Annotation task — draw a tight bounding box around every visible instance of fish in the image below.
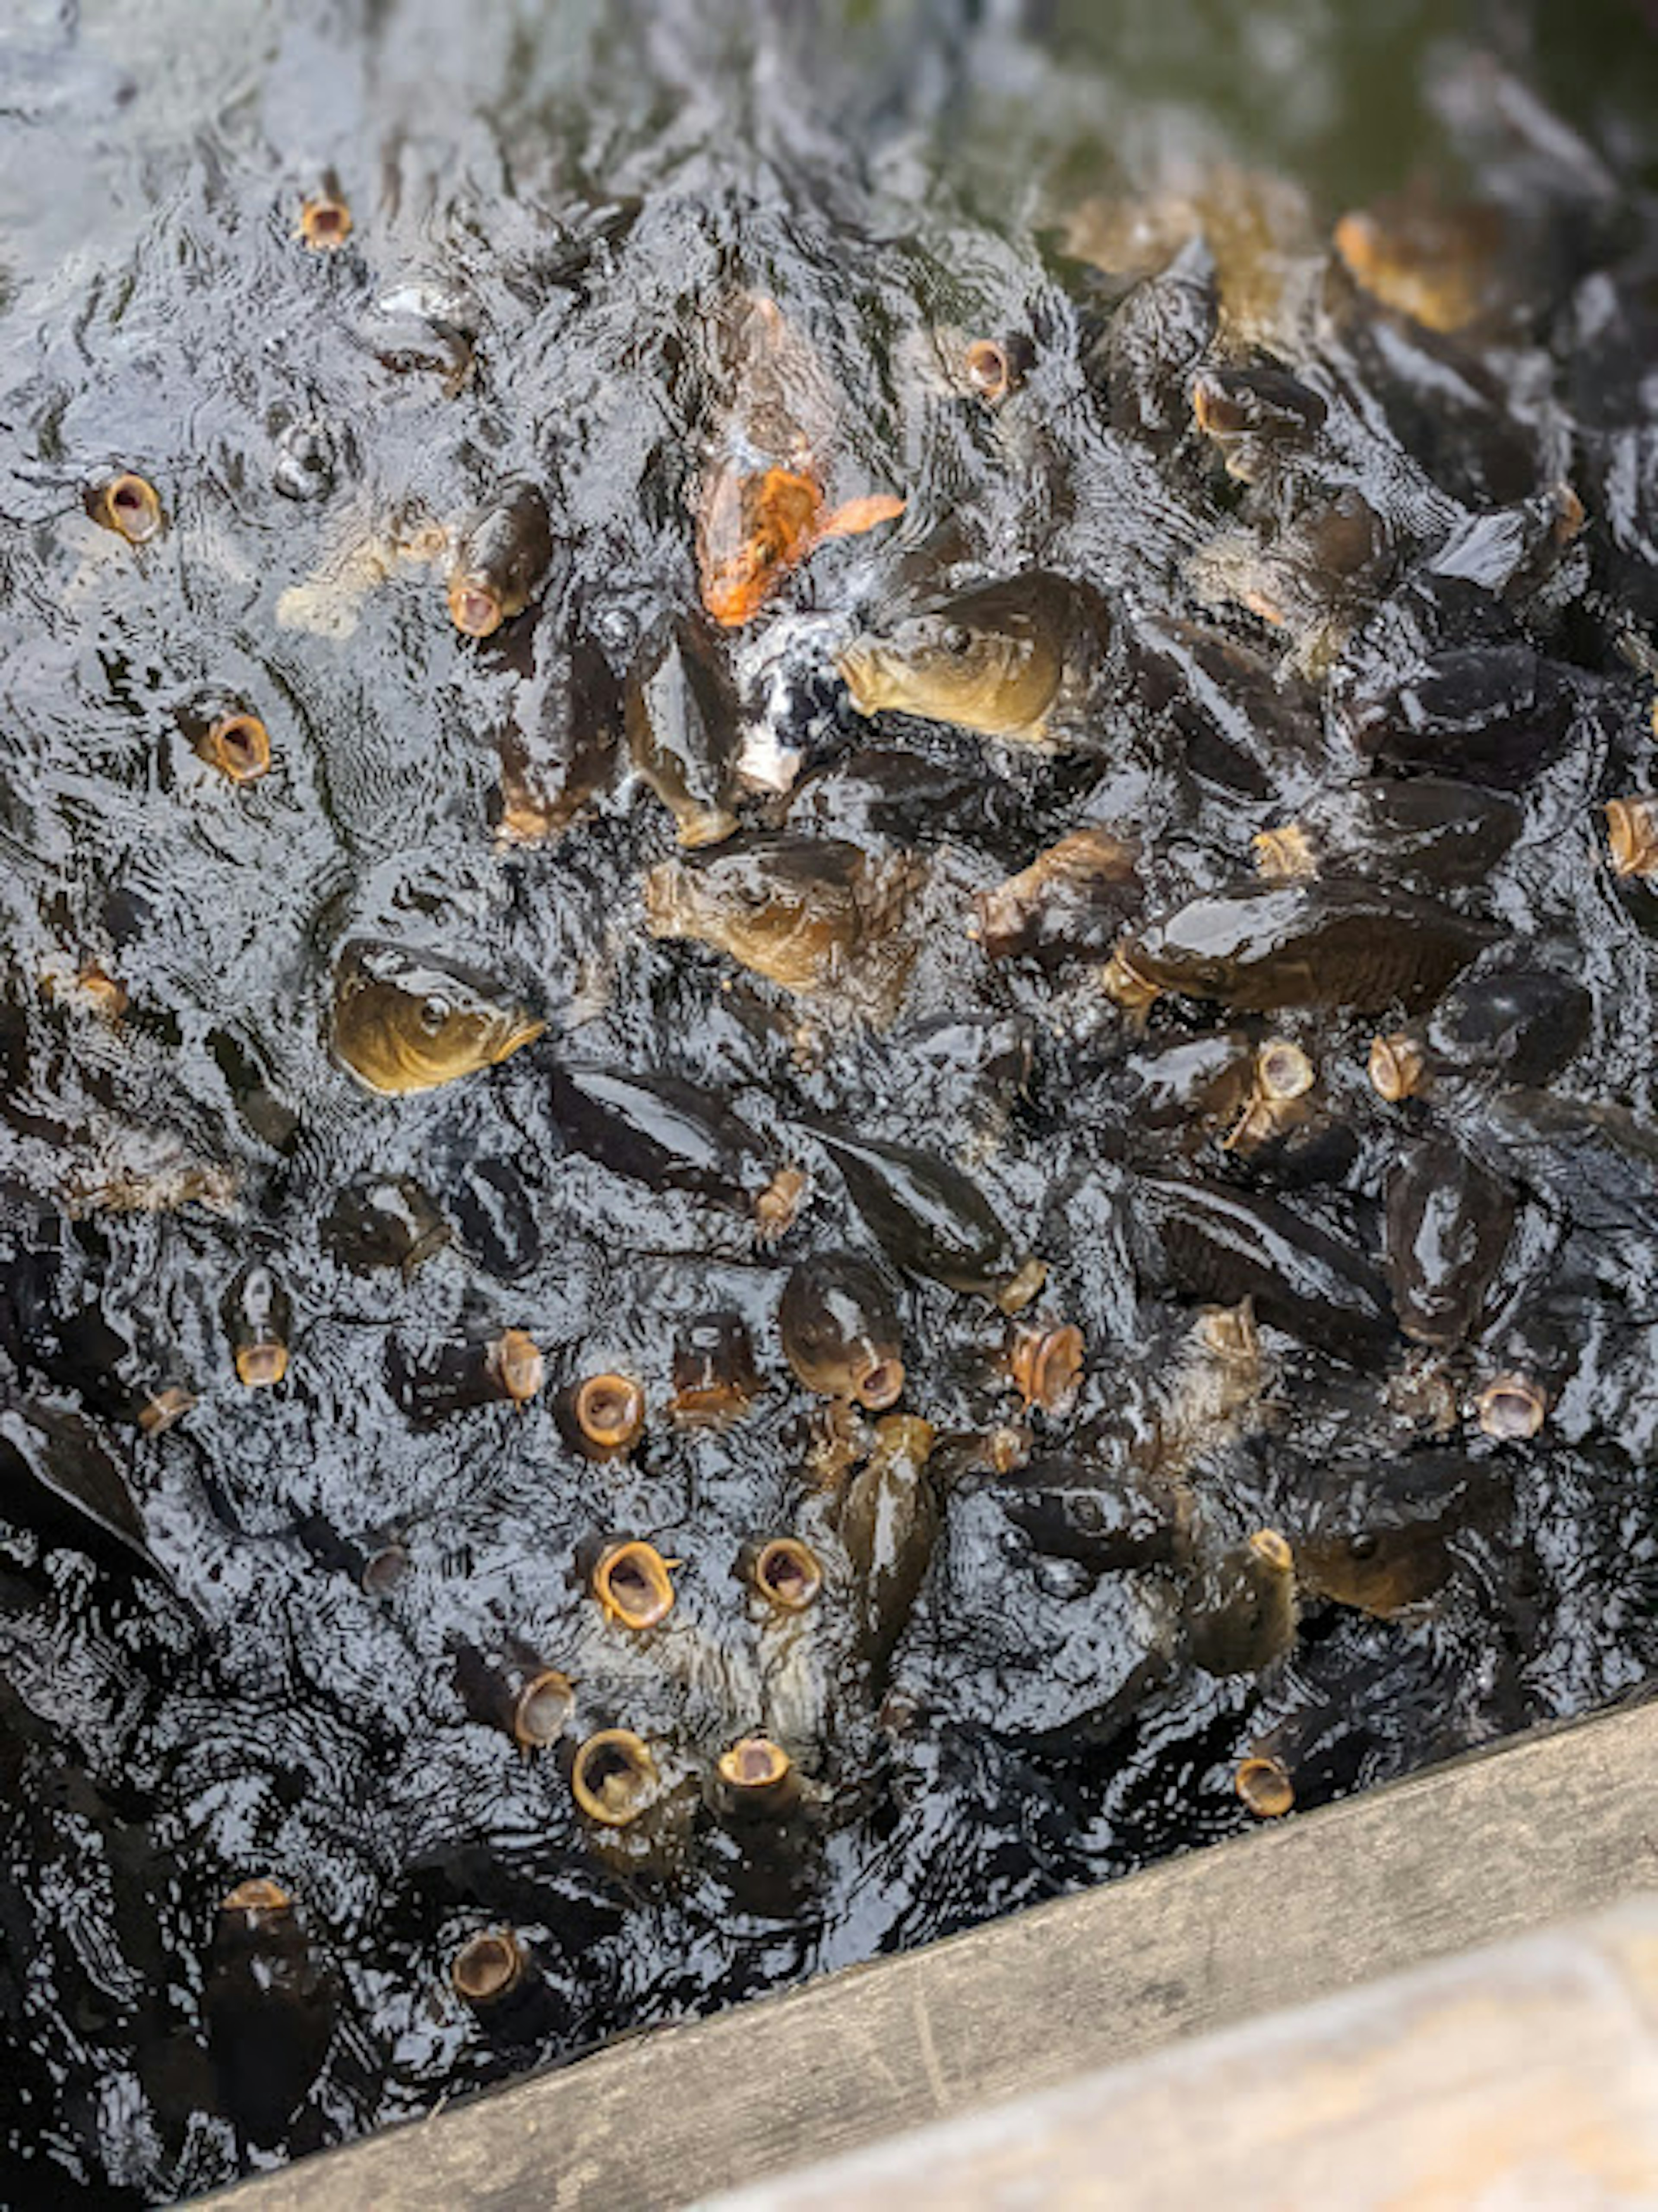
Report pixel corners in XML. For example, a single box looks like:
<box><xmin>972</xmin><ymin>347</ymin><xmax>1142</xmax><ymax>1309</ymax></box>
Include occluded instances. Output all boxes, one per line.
<box><xmin>811</xmin><ymin>1126</ymin><xmax>1045</xmax><ymax>1312</ymax></box>
<box><xmin>561</xmin><ymin>1372</ymin><xmax>647</xmax><ymax>1460</ymax></box>
<box><xmin>1424</xmin><ymin>964</ymin><xmax>1593</xmax><ymax>1089</ymax></box>
<box><xmin>644</xmin><ymin>833</ymin><xmax>918</xmax><ymax>1000</ymax></box>
<box><xmin>1111</xmin><ymin>882</ymin><xmax>1494</xmax><ymax>1014</ymax></box>
<box><xmin>1086</xmin><ymin>235</ymin><xmax>1217</xmax><ymax>443</ymax></box>
<box><xmin>205</xmin><ymin>1884</ymin><xmax>339</xmax><ymax>2149</ymax></box>
<box><xmin>1188</xmin><ymin>488</ymin><xmax>1395</xmax><ymax>649</ymax></box>
<box><xmin>1252</xmin><ymin>779</ymin><xmax>1521</xmax><ymax>892</ymax></box>
<box><xmin>322</xmin><ymin>1175</ymin><xmax>449</xmax><ymax>1273</ymax></box>
<box><xmin>443</xmin><ymin>1154</ymin><xmax>541</xmax><ymax>1282</ymax></box>
<box><xmin>175</xmin><ymin>693</ymin><xmax>272</xmax><ymax>785</ymax></box>
<box><xmin>1333</xmin><ymin>196</ymin><xmax>1506</xmax><ymax>335</ymax></box>
<box><xmin>671</xmin><ymin>1313</ymin><xmax>763</xmax><ymax>1430</ymax></box>
<box><xmin>1479</xmin><ymin>1090</ymin><xmax>1658</xmax><ymax>1249</ymax></box>
<box><xmin>1334</xmin><ymin>637</ymin><xmax>1580</xmax><ymax>788</ymax></box>
<box><xmin>699</xmin><ymin>467</ymin><xmax>903</xmax><ymax>627</ymax></box>
<box><xmin>494</xmin><ymin>628</ymin><xmax>623</xmax><ymax>848</ymax></box>
<box><xmin>449</xmin><ymin>1930</ymin><xmax>560</xmax><ymax>2037</ymax></box>
<box><xmin>452</xmin><ymin>1638</ymin><xmax>573</xmax><ymax>1750</ymax></box>
<box><xmin>222</xmin><ymin>1262</ymin><xmax>291</xmax><ymax>1386</ymax></box>
<box><xmin>695</xmin><ymin>294</ymin><xmax>903</xmax><ymax>627</ymax></box>
<box><xmin>1132</xmin><ymin>1177</ymin><xmax>1394</xmax><ymax>1361</ymax></box>
<box><xmin>1383</xmin><ymin>1136</ymin><xmax>1516</xmax><ymax>1348</ymax></box>
<box><xmin>975</xmin><ymin>829</ymin><xmax>1142</xmax><ymax>967</ymax></box>
<box><xmin>991</xmin><ymin>1453</ymin><xmax>1193</xmax><ymax>1574</ymax></box>
<box><xmin>1287</xmin><ymin>1449</ymin><xmax>1506</xmax><ymax>1617</ymax></box>
<box><xmin>788</xmin><ymin>746</ymin><xmax>1027</xmax><ymax>849</ymax></box>
<box><xmin>385</xmin><ymin>1330</ymin><xmax>545</xmax><ymax>1426</ymax></box>
<box><xmin>837</xmin><ymin>1414</ymin><xmax>937</xmax><ymax>1689</ymax></box>
<box><xmin>1191</xmin><ymin>363</ymin><xmax>1327</xmax><ymax>482</ymax></box>
<box><xmin>447</xmin><ymin>481</ymin><xmax>555</xmax><ymax>637</ymax></box>
<box><xmin>330</xmin><ymin>940</ymin><xmax>543</xmax><ymax>1096</ymax></box>
<box><xmin>1145</xmin><ymin>1301</ymin><xmax>1277</xmax><ymax>1475</ymax></box>
<box><xmin>711</xmin><ymin>1735</ymin><xmax>804</xmax><ymax>1823</ymax></box>
<box><xmin>0</xmin><ymin>1400</ymin><xmax>167</xmax><ymax>1582</ymax></box>
<box><xmin>836</xmin><ymin>572</ymin><xmax>1108</xmax><ymax>742</ymax></box>
<box><xmin>1116</xmin><ymin>1032</ymin><xmax>1257</xmax><ymax>1146</ymax></box>
<box><xmin>779</xmin><ymin>1251</ymin><xmax>905</xmax><ymax>1408</ymax></box>
<box><xmin>624</xmin><ymin>610</ymin><xmax>744</xmax><ymax>847</ymax></box>
<box><xmin>85</xmin><ymin>472</ymin><xmax>164</xmax><ymax>544</ymax></box>
<box><xmin>548</xmin><ymin>1062</ymin><xmax>781</xmax><ymax>1217</ymax></box>
<box><xmin>1123</xmin><ymin>614</ymin><xmax>1322</xmax><ymax>794</ymax></box>
<box><xmin>1185</xmin><ymin>1530</ymin><xmax>1298</xmax><ymax>1677</ymax></box>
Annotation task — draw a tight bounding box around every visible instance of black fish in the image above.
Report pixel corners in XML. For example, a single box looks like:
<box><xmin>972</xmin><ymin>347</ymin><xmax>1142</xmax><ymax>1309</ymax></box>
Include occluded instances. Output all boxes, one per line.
<box><xmin>810</xmin><ymin>1125</ymin><xmax>1044</xmax><ymax>1311</ymax></box>
<box><xmin>1133</xmin><ymin>1177</ymin><xmax>1394</xmax><ymax>1360</ymax></box>
<box><xmin>0</xmin><ymin>1399</ymin><xmax>166</xmax><ymax>1581</ymax></box>
<box><xmin>550</xmin><ymin>1062</ymin><xmax>774</xmax><ymax>1209</ymax></box>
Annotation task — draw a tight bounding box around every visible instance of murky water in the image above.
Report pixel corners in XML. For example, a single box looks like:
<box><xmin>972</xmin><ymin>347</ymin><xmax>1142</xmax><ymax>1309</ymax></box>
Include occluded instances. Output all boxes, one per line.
<box><xmin>6</xmin><ymin>0</ymin><xmax>1658</xmax><ymax>2201</ymax></box>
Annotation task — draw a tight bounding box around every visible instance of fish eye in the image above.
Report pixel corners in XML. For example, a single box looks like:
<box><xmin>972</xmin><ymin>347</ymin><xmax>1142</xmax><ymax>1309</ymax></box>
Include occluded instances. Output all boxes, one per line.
<box><xmin>941</xmin><ymin>624</ymin><xmax>972</xmax><ymax>656</ymax></box>
<box><xmin>1349</xmin><ymin>1532</ymin><xmax>1377</xmax><ymax>1560</ymax></box>
<box><xmin>419</xmin><ymin>995</ymin><xmax>452</xmax><ymax>1033</ymax></box>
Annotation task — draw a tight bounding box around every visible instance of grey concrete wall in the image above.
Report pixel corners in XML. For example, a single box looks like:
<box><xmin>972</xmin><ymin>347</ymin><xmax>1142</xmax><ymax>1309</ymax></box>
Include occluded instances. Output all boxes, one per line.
<box><xmin>196</xmin><ymin>1696</ymin><xmax>1658</xmax><ymax>2211</ymax></box>
<box><xmin>726</xmin><ymin>1897</ymin><xmax>1658</xmax><ymax>2210</ymax></box>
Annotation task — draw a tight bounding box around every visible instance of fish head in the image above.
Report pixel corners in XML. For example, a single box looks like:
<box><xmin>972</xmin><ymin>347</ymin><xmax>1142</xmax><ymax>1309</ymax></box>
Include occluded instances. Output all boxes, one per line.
<box><xmin>648</xmin><ymin>837</ymin><xmax>857</xmax><ymax>952</ymax></box>
<box><xmin>1121</xmin><ymin>921</ymin><xmax>1232</xmax><ymax>999</ymax></box>
<box><xmin>332</xmin><ymin>940</ymin><xmax>544</xmax><ymax>1095</ymax></box>
<box><xmin>836</xmin><ymin>599</ymin><xmax>1057</xmax><ymax>737</ymax></box>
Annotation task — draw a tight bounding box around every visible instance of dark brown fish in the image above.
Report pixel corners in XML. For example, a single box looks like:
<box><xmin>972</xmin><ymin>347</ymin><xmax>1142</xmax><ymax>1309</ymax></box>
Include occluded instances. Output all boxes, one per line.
<box><xmin>991</xmin><ymin>1453</ymin><xmax>1193</xmax><ymax>1574</ymax></box>
<box><xmin>838</xmin><ymin>1414</ymin><xmax>937</xmax><ymax>1687</ymax></box>
<box><xmin>205</xmin><ymin>1883</ymin><xmax>338</xmax><ymax>2148</ymax></box>
<box><xmin>1133</xmin><ymin>1176</ymin><xmax>1394</xmax><ymax>1361</ymax></box>
<box><xmin>1289</xmin><ymin>1450</ymin><xmax>1504</xmax><ymax>1617</ymax></box>
<box><xmin>452</xmin><ymin>1639</ymin><xmax>574</xmax><ymax>1751</ymax></box>
<box><xmin>812</xmin><ymin>1127</ymin><xmax>1045</xmax><ymax>1311</ymax></box>
<box><xmin>779</xmin><ymin>1251</ymin><xmax>905</xmax><ymax>1408</ymax></box>
<box><xmin>223</xmin><ymin>1262</ymin><xmax>291</xmax><ymax>1388</ymax></box>
<box><xmin>447</xmin><ymin>481</ymin><xmax>554</xmax><ymax>638</ymax></box>
<box><xmin>975</xmin><ymin>829</ymin><xmax>1142</xmax><ymax>966</ymax></box>
<box><xmin>1383</xmin><ymin>1136</ymin><xmax>1516</xmax><ymax>1347</ymax></box>
<box><xmin>1186</xmin><ymin>1530</ymin><xmax>1297</xmax><ymax>1676</ymax></box>
<box><xmin>548</xmin><ymin>1062</ymin><xmax>781</xmax><ymax>1220</ymax></box>
<box><xmin>624</xmin><ymin>611</ymin><xmax>744</xmax><ymax>848</ymax></box>
<box><xmin>1113</xmin><ymin>882</ymin><xmax>1493</xmax><ymax>1014</ymax></box>
<box><xmin>449</xmin><ymin>1929</ymin><xmax>562</xmax><ymax>2040</ymax></box>
<box><xmin>385</xmin><ymin>1330</ymin><xmax>545</xmax><ymax>1426</ymax></box>
<box><xmin>711</xmin><ymin>1736</ymin><xmax>803</xmax><ymax>1822</ymax></box>
<box><xmin>0</xmin><ymin>1402</ymin><xmax>165</xmax><ymax>1582</ymax></box>
<box><xmin>671</xmin><ymin>1313</ymin><xmax>763</xmax><ymax>1430</ymax></box>
<box><xmin>1252</xmin><ymin>779</ymin><xmax>1521</xmax><ymax>892</ymax></box>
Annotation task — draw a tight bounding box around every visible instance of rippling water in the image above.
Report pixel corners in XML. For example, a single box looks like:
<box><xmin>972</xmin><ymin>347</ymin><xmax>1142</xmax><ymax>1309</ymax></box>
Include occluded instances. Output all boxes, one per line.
<box><xmin>5</xmin><ymin>0</ymin><xmax>1658</xmax><ymax>2201</ymax></box>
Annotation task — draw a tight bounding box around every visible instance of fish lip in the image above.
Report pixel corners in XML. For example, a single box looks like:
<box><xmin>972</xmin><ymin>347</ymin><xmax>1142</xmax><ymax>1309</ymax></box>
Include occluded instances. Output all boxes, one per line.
<box><xmin>676</xmin><ymin>807</ymin><xmax>740</xmax><ymax>850</ymax></box>
<box><xmin>834</xmin><ymin>640</ymin><xmax>883</xmax><ymax>713</ymax></box>
<box><xmin>499</xmin><ymin>1016</ymin><xmax>547</xmax><ymax>1060</ymax></box>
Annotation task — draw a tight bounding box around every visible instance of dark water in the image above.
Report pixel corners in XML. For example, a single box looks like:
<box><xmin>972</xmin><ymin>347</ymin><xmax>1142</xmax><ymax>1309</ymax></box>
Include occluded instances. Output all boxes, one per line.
<box><xmin>6</xmin><ymin>0</ymin><xmax>1658</xmax><ymax>2200</ymax></box>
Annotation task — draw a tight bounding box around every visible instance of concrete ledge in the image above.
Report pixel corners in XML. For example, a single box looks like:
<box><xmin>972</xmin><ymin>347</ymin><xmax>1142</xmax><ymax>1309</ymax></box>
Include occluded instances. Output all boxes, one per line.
<box><xmin>198</xmin><ymin>1696</ymin><xmax>1658</xmax><ymax>2211</ymax></box>
<box><xmin>728</xmin><ymin>1897</ymin><xmax>1658</xmax><ymax>2209</ymax></box>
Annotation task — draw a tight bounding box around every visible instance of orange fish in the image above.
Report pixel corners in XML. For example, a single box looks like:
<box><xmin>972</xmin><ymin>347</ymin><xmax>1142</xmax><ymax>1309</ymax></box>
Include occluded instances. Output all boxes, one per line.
<box><xmin>694</xmin><ymin>294</ymin><xmax>903</xmax><ymax>626</ymax></box>
<box><xmin>698</xmin><ymin>464</ymin><xmax>903</xmax><ymax>627</ymax></box>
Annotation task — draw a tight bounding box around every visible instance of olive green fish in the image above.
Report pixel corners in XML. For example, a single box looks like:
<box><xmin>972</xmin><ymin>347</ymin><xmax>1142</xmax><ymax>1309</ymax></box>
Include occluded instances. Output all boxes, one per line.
<box><xmin>331</xmin><ymin>940</ymin><xmax>544</xmax><ymax>1096</ymax></box>
<box><xmin>836</xmin><ymin>573</ymin><xmax>1106</xmax><ymax>742</ymax></box>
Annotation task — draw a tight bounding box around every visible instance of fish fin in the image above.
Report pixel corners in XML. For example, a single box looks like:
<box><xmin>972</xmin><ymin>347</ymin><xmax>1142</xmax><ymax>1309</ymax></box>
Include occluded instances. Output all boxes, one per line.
<box><xmin>816</xmin><ymin>493</ymin><xmax>905</xmax><ymax>544</ymax></box>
